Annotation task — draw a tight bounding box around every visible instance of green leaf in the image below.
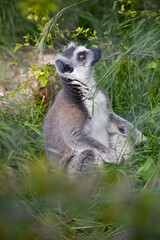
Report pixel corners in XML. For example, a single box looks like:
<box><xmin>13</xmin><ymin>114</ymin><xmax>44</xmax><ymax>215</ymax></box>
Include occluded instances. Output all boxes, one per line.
<box><xmin>92</xmin><ymin>45</ymin><xmax>98</xmax><ymax>48</ymax></box>
<box><xmin>40</xmin><ymin>78</ymin><xmax>48</xmax><ymax>87</ymax></box>
<box><xmin>93</xmin><ymin>30</ymin><xmax>97</xmax><ymax>36</ymax></box>
<box><xmin>8</xmin><ymin>61</ymin><xmax>16</xmax><ymax>67</ymax></box>
<box><xmin>23</xmin><ymin>33</ymin><xmax>30</xmax><ymax>42</ymax></box>
<box><xmin>24</xmin><ymin>43</ymin><xmax>30</xmax><ymax>46</ymax></box>
<box><xmin>147</xmin><ymin>61</ymin><xmax>157</xmax><ymax>69</ymax></box>
<box><xmin>48</xmin><ymin>45</ymin><xmax>53</xmax><ymax>49</ymax></box>
<box><xmin>35</xmin><ymin>72</ymin><xmax>41</xmax><ymax>79</ymax></box>
<box><xmin>27</xmin><ymin>14</ymin><xmax>34</xmax><ymax>20</ymax></box>
<box><xmin>121</xmin><ymin>4</ymin><xmax>125</xmax><ymax>12</ymax></box>
<box><xmin>24</xmin><ymin>122</ymin><xmax>42</xmax><ymax>135</ymax></box>
<box><xmin>14</xmin><ymin>43</ymin><xmax>22</xmax><ymax>53</ymax></box>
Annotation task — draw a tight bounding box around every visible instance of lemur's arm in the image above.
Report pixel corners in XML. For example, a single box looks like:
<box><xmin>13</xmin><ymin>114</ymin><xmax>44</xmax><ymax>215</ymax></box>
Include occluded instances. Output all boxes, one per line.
<box><xmin>64</xmin><ymin>129</ymin><xmax>118</xmax><ymax>163</ymax></box>
<box><xmin>59</xmin><ymin>107</ymin><xmax>118</xmax><ymax>163</ymax></box>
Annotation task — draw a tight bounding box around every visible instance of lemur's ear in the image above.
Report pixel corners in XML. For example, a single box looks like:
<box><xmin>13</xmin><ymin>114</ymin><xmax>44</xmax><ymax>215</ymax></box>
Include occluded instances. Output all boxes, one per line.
<box><xmin>55</xmin><ymin>60</ymin><xmax>73</xmax><ymax>73</ymax></box>
<box><xmin>67</xmin><ymin>41</ymin><xmax>76</xmax><ymax>49</ymax></box>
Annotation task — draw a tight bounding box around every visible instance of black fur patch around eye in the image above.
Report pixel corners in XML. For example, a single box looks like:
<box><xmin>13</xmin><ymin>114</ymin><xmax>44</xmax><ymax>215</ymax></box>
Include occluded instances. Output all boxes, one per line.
<box><xmin>118</xmin><ymin>127</ymin><xmax>125</xmax><ymax>134</ymax></box>
<box><xmin>56</xmin><ymin>60</ymin><xmax>73</xmax><ymax>73</ymax></box>
<box><xmin>77</xmin><ymin>51</ymin><xmax>87</xmax><ymax>61</ymax></box>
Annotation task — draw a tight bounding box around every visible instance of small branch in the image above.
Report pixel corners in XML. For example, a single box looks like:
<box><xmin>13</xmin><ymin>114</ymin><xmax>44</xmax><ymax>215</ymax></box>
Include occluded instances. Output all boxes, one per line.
<box><xmin>99</xmin><ymin>53</ymin><xmax>122</xmax><ymax>61</ymax></box>
<box><xmin>130</xmin><ymin>52</ymin><xmax>159</xmax><ymax>58</ymax></box>
<box><xmin>100</xmin><ymin>51</ymin><xmax>160</xmax><ymax>62</ymax></box>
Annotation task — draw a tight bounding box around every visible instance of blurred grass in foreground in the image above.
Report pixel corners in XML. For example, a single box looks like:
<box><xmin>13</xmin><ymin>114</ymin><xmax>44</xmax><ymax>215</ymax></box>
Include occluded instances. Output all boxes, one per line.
<box><xmin>1</xmin><ymin>158</ymin><xmax>160</xmax><ymax>239</ymax></box>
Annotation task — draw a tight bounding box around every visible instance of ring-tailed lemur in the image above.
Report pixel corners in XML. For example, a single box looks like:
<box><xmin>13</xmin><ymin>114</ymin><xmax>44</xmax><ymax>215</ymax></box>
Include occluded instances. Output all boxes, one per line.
<box><xmin>43</xmin><ymin>42</ymin><xmax>146</xmax><ymax>176</ymax></box>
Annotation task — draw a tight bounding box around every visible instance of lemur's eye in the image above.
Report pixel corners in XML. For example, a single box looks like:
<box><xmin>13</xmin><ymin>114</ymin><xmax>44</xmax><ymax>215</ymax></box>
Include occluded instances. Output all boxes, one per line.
<box><xmin>78</xmin><ymin>51</ymin><xmax>87</xmax><ymax>60</ymax></box>
<box><xmin>80</xmin><ymin>53</ymin><xmax>85</xmax><ymax>59</ymax></box>
<box><xmin>118</xmin><ymin>127</ymin><xmax>125</xmax><ymax>134</ymax></box>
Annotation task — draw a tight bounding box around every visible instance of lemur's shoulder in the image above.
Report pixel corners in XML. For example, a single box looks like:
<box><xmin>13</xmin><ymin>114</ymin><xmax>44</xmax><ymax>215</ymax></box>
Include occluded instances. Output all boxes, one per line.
<box><xmin>99</xmin><ymin>88</ymin><xmax>112</xmax><ymax>111</ymax></box>
<box><xmin>46</xmin><ymin>89</ymin><xmax>89</xmax><ymax>129</ymax></box>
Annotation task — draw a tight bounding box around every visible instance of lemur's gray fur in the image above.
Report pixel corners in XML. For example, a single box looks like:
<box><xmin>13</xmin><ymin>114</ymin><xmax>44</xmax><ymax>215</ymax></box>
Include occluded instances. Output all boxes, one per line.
<box><xmin>43</xmin><ymin>42</ymin><xmax>146</xmax><ymax>176</ymax></box>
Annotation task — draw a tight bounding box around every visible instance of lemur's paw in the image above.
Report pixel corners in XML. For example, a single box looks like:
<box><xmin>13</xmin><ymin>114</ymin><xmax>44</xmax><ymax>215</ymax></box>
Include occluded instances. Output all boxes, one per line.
<box><xmin>100</xmin><ymin>150</ymin><xmax>117</xmax><ymax>164</ymax></box>
<box><xmin>101</xmin><ymin>149</ymin><xmax>125</xmax><ymax>165</ymax></box>
<box><xmin>108</xmin><ymin>150</ymin><xmax>119</xmax><ymax>163</ymax></box>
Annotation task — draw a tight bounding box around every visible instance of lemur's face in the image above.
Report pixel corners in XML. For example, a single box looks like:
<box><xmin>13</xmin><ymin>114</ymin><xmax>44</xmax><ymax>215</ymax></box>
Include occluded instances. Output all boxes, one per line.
<box><xmin>107</xmin><ymin>113</ymin><xmax>147</xmax><ymax>159</ymax></box>
<box><xmin>55</xmin><ymin>42</ymin><xmax>101</xmax><ymax>82</ymax></box>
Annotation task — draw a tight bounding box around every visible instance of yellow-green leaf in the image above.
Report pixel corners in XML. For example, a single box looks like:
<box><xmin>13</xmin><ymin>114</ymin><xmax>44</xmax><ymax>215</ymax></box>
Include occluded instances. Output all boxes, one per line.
<box><xmin>121</xmin><ymin>5</ymin><xmax>125</xmax><ymax>12</ymax></box>
<box><xmin>35</xmin><ymin>72</ymin><xmax>41</xmax><ymax>79</ymax></box>
<box><xmin>27</xmin><ymin>14</ymin><xmax>34</xmax><ymax>20</ymax></box>
<box><xmin>8</xmin><ymin>61</ymin><xmax>16</xmax><ymax>67</ymax></box>
<box><xmin>34</xmin><ymin>14</ymin><xmax>38</xmax><ymax>21</ymax></box>
<box><xmin>93</xmin><ymin>30</ymin><xmax>97</xmax><ymax>36</ymax></box>
<box><xmin>14</xmin><ymin>43</ymin><xmax>22</xmax><ymax>53</ymax></box>
<box><xmin>147</xmin><ymin>62</ymin><xmax>157</xmax><ymax>69</ymax></box>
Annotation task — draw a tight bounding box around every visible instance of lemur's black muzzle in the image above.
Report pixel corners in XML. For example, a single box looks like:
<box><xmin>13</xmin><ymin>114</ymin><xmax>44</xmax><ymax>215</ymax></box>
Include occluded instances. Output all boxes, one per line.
<box><xmin>91</xmin><ymin>48</ymin><xmax>102</xmax><ymax>66</ymax></box>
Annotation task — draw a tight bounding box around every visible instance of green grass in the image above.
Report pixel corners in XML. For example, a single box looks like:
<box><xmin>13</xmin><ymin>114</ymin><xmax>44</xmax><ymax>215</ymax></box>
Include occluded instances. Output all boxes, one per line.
<box><xmin>0</xmin><ymin>1</ymin><xmax>160</xmax><ymax>239</ymax></box>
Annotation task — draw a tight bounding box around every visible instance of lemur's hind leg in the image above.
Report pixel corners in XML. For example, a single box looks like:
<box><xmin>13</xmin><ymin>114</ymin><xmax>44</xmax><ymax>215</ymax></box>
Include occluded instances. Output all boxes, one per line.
<box><xmin>66</xmin><ymin>149</ymin><xmax>101</xmax><ymax>178</ymax></box>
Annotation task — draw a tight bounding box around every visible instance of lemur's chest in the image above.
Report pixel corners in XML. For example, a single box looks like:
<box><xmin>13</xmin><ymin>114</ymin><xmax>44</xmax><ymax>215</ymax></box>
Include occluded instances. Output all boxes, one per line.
<box><xmin>84</xmin><ymin>91</ymin><xmax>109</xmax><ymax>147</ymax></box>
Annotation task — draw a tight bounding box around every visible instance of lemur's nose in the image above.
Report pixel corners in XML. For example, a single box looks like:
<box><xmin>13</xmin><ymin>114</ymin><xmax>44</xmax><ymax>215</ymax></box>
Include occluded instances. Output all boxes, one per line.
<box><xmin>93</xmin><ymin>48</ymin><xmax>101</xmax><ymax>55</ymax></box>
<box><xmin>135</xmin><ymin>137</ymin><xmax>147</xmax><ymax>148</ymax></box>
<box><xmin>91</xmin><ymin>48</ymin><xmax>102</xmax><ymax>65</ymax></box>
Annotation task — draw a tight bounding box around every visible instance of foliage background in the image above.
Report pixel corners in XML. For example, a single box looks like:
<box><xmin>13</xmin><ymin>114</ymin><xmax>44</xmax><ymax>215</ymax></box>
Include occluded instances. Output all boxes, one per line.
<box><xmin>0</xmin><ymin>0</ymin><xmax>160</xmax><ymax>239</ymax></box>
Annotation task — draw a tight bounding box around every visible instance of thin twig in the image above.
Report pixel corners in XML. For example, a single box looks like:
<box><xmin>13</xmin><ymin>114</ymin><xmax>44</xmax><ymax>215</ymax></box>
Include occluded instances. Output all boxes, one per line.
<box><xmin>99</xmin><ymin>53</ymin><xmax>122</xmax><ymax>61</ymax></box>
<box><xmin>131</xmin><ymin>52</ymin><xmax>159</xmax><ymax>58</ymax></box>
<box><xmin>100</xmin><ymin>51</ymin><xmax>160</xmax><ymax>61</ymax></box>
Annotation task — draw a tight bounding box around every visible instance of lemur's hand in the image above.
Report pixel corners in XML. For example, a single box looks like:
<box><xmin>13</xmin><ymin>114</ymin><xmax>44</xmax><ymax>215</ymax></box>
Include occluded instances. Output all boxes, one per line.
<box><xmin>97</xmin><ymin>149</ymin><xmax>121</xmax><ymax>164</ymax></box>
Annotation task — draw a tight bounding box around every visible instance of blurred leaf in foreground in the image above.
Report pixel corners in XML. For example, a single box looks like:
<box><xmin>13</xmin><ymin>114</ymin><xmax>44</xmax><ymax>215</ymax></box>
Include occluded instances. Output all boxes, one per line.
<box><xmin>16</xmin><ymin>0</ymin><xmax>58</xmax><ymax>16</ymax></box>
